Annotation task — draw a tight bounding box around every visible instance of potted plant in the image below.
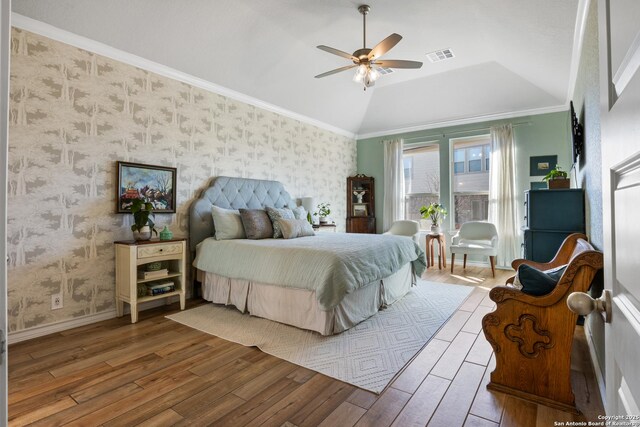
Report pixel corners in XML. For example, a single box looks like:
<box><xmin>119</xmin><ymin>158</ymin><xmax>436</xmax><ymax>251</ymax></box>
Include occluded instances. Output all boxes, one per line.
<box><xmin>316</xmin><ymin>202</ymin><xmax>331</xmax><ymax>224</ymax></box>
<box><xmin>542</xmin><ymin>165</ymin><xmax>570</xmax><ymax>189</ymax></box>
<box><xmin>420</xmin><ymin>203</ymin><xmax>447</xmax><ymax>234</ymax></box>
<box><xmin>130</xmin><ymin>198</ymin><xmax>157</xmax><ymax>240</ymax></box>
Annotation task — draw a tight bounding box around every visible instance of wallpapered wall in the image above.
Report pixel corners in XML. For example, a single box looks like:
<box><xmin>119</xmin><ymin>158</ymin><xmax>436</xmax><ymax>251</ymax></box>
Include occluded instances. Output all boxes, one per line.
<box><xmin>571</xmin><ymin>0</ymin><xmax>605</xmax><ymax>380</ymax></box>
<box><xmin>7</xmin><ymin>29</ymin><xmax>356</xmax><ymax>332</ymax></box>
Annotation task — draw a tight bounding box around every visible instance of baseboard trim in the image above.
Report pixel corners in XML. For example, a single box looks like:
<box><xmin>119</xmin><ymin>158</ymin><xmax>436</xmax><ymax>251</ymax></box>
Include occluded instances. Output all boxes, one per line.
<box><xmin>8</xmin><ymin>298</ymin><xmax>176</xmax><ymax>344</ymax></box>
<box><xmin>584</xmin><ymin>322</ymin><xmax>607</xmax><ymax>408</ymax></box>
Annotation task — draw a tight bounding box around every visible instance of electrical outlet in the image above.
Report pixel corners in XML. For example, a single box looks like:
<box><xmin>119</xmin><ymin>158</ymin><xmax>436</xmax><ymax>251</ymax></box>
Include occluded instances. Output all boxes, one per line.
<box><xmin>51</xmin><ymin>293</ymin><xmax>63</xmax><ymax>310</ymax></box>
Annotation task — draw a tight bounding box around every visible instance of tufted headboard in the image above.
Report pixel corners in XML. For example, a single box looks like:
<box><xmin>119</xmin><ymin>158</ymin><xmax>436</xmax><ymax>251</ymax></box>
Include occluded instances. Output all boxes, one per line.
<box><xmin>189</xmin><ymin>176</ymin><xmax>294</xmax><ymax>252</ymax></box>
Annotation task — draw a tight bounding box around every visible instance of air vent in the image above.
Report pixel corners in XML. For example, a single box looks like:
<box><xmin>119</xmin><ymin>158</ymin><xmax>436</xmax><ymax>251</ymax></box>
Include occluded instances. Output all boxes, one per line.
<box><xmin>376</xmin><ymin>67</ymin><xmax>395</xmax><ymax>75</ymax></box>
<box><xmin>426</xmin><ymin>48</ymin><xmax>455</xmax><ymax>63</ymax></box>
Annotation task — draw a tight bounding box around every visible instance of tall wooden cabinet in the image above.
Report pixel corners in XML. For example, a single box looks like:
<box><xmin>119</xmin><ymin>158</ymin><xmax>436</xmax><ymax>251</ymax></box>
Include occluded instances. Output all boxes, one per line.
<box><xmin>347</xmin><ymin>175</ymin><xmax>376</xmax><ymax>233</ymax></box>
<box><xmin>522</xmin><ymin>189</ymin><xmax>585</xmax><ymax>262</ymax></box>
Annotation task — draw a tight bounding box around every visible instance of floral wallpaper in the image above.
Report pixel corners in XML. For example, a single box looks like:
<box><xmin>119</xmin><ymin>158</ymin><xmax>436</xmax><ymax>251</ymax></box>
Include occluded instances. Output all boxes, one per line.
<box><xmin>7</xmin><ymin>28</ymin><xmax>356</xmax><ymax>332</ymax></box>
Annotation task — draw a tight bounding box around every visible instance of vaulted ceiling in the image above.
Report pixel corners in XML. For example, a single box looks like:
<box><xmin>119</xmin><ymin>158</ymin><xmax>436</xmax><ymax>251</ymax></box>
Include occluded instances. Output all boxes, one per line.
<box><xmin>12</xmin><ymin>0</ymin><xmax>579</xmax><ymax>137</ymax></box>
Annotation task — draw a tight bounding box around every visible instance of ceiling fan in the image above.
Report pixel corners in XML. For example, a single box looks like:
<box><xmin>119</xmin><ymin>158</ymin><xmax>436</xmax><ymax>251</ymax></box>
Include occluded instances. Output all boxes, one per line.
<box><xmin>315</xmin><ymin>4</ymin><xmax>423</xmax><ymax>90</ymax></box>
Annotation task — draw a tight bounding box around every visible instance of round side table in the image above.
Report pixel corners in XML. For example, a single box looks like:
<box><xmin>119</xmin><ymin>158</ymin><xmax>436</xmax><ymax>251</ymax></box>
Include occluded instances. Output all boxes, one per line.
<box><xmin>425</xmin><ymin>233</ymin><xmax>446</xmax><ymax>269</ymax></box>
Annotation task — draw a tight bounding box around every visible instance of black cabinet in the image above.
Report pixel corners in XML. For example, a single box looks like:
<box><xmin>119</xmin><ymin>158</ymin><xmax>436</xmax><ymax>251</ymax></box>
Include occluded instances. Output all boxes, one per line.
<box><xmin>523</xmin><ymin>189</ymin><xmax>585</xmax><ymax>262</ymax></box>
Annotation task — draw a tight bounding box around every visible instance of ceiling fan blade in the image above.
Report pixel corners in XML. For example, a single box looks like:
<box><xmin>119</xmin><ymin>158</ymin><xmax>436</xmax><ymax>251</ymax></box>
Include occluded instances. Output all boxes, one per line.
<box><xmin>368</xmin><ymin>33</ymin><xmax>403</xmax><ymax>60</ymax></box>
<box><xmin>317</xmin><ymin>45</ymin><xmax>358</xmax><ymax>61</ymax></box>
<box><xmin>315</xmin><ymin>64</ymin><xmax>358</xmax><ymax>79</ymax></box>
<box><xmin>375</xmin><ymin>59</ymin><xmax>423</xmax><ymax>69</ymax></box>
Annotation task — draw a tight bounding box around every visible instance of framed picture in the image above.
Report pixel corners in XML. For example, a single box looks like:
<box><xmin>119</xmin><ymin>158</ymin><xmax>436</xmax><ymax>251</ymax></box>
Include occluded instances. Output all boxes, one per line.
<box><xmin>530</xmin><ymin>181</ymin><xmax>547</xmax><ymax>190</ymax></box>
<box><xmin>353</xmin><ymin>203</ymin><xmax>368</xmax><ymax>217</ymax></box>
<box><xmin>530</xmin><ymin>155</ymin><xmax>558</xmax><ymax>176</ymax></box>
<box><xmin>116</xmin><ymin>161</ymin><xmax>177</xmax><ymax>213</ymax></box>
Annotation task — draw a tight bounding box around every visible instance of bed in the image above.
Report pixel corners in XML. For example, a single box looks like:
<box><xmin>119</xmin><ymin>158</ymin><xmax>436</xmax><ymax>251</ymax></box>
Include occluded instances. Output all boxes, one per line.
<box><xmin>190</xmin><ymin>176</ymin><xmax>426</xmax><ymax>335</ymax></box>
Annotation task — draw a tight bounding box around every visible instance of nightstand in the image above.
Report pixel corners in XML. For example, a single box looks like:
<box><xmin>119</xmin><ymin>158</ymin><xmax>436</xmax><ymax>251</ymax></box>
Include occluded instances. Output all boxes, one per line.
<box><xmin>114</xmin><ymin>238</ymin><xmax>186</xmax><ymax>323</ymax></box>
<box><xmin>313</xmin><ymin>224</ymin><xmax>337</xmax><ymax>233</ymax></box>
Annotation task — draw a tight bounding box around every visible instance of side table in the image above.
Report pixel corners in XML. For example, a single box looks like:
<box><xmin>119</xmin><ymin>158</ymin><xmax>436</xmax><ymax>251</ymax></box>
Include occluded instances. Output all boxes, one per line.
<box><xmin>313</xmin><ymin>224</ymin><xmax>337</xmax><ymax>233</ymax></box>
<box><xmin>426</xmin><ymin>233</ymin><xmax>446</xmax><ymax>269</ymax></box>
<box><xmin>114</xmin><ymin>238</ymin><xmax>187</xmax><ymax>323</ymax></box>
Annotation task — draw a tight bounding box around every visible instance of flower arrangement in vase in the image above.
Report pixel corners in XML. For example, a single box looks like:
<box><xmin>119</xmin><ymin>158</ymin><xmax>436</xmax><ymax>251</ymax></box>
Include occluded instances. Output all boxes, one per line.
<box><xmin>420</xmin><ymin>203</ymin><xmax>447</xmax><ymax>234</ymax></box>
<box><xmin>130</xmin><ymin>198</ymin><xmax>157</xmax><ymax>240</ymax></box>
<box><xmin>316</xmin><ymin>202</ymin><xmax>331</xmax><ymax>224</ymax></box>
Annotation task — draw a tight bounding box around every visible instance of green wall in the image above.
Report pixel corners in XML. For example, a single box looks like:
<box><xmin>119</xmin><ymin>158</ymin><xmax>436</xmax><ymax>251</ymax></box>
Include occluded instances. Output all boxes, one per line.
<box><xmin>357</xmin><ymin>111</ymin><xmax>572</xmax><ymax>238</ymax></box>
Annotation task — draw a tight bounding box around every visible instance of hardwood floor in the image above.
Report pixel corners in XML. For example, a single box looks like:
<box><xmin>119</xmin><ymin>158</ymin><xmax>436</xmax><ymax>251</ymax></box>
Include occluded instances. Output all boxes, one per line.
<box><xmin>8</xmin><ymin>265</ymin><xmax>604</xmax><ymax>426</ymax></box>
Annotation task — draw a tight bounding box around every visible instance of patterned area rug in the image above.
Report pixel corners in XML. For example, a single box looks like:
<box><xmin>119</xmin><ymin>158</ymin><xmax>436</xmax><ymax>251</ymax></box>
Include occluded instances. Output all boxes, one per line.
<box><xmin>167</xmin><ymin>280</ymin><xmax>473</xmax><ymax>393</ymax></box>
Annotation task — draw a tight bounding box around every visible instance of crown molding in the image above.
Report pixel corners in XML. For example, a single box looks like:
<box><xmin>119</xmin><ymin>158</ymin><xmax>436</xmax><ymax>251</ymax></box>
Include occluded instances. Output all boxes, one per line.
<box><xmin>356</xmin><ymin>104</ymin><xmax>569</xmax><ymax>140</ymax></box>
<box><xmin>566</xmin><ymin>0</ymin><xmax>591</xmax><ymax>103</ymax></box>
<box><xmin>10</xmin><ymin>13</ymin><xmax>357</xmax><ymax>140</ymax></box>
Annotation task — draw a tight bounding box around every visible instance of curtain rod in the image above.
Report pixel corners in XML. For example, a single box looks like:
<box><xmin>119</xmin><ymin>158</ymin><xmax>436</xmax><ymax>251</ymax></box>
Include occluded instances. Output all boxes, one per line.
<box><xmin>386</xmin><ymin>121</ymin><xmax>532</xmax><ymax>144</ymax></box>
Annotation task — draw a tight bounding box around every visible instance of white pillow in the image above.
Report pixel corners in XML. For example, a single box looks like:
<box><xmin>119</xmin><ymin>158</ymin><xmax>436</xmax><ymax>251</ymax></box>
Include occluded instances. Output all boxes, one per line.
<box><xmin>279</xmin><ymin>218</ymin><xmax>315</xmax><ymax>239</ymax></box>
<box><xmin>212</xmin><ymin>206</ymin><xmax>246</xmax><ymax>240</ymax></box>
<box><xmin>290</xmin><ymin>205</ymin><xmax>308</xmax><ymax>221</ymax></box>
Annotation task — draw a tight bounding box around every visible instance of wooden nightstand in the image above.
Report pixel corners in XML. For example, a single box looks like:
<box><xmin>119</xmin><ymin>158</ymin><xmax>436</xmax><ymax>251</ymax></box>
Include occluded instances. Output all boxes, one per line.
<box><xmin>313</xmin><ymin>224</ymin><xmax>337</xmax><ymax>233</ymax></box>
<box><xmin>114</xmin><ymin>238</ymin><xmax>186</xmax><ymax>323</ymax></box>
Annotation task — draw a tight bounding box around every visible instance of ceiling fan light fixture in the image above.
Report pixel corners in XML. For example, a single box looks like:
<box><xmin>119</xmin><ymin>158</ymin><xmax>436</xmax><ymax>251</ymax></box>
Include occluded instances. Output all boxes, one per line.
<box><xmin>353</xmin><ymin>64</ymin><xmax>368</xmax><ymax>82</ymax></box>
<box><xmin>368</xmin><ymin>67</ymin><xmax>380</xmax><ymax>81</ymax></box>
<box><xmin>315</xmin><ymin>4</ymin><xmax>422</xmax><ymax>89</ymax></box>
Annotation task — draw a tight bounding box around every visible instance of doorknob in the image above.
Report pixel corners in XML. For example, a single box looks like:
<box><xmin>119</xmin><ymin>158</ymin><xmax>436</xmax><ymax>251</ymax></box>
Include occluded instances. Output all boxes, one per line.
<box><xmin>567</xmin><ymin>290</ymin><xmax>612</xmax><ymax>323</ymax></box>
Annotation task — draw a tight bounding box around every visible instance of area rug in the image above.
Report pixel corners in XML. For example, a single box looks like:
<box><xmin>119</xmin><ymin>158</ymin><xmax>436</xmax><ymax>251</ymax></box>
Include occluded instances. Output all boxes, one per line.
<box><xmin>166</xmin><ymin>280</ymin><xmax>473</xmax><ymax>393</ymax></box>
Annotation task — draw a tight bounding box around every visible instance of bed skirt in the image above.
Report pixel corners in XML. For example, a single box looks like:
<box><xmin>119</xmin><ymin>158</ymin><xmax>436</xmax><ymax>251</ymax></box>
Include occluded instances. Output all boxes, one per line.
<box><xmin>197</xmin><ymin>263</ymin><xmax>415</xmax><ymax>335</ymax></box>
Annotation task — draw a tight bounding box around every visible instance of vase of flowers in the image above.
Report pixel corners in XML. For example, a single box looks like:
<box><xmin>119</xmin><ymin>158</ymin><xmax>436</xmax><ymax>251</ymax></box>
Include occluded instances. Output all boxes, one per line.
<box><xmin>420</xmin><ymin>203</ymin><xmax>447</xmax><ymax>234</ymax></box>
<box><xmin>316</xmin><ymin>202</ymin><xmax>331</xmax><ymax>224</ymax></box>
<box><xmin>130</xmin><ymin>198</ymin><xmax>157</xmax><ymax>241</ymax></box>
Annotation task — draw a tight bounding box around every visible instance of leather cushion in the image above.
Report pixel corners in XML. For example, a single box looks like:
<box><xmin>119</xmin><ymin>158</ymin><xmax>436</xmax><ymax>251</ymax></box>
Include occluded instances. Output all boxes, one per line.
<box><xmin>239</xmin><ymin>209</ymin><xmax>273</xmax><ymax>240</ymax></box>
<box><xmin>516</xmin><ymin>264</ymin><xmax>567</xmax><ymax>296</ymax></box>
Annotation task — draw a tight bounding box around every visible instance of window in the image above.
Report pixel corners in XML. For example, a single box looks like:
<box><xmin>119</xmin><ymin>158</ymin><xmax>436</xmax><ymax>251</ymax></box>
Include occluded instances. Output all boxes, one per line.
<box><xmin>452</xmin><ymin>136</ymin><xmax>491</xmax><ymax>228</ymax></box>
<box><xmin>402</xmin><ymin>143</ymin><xmax>440</xmax><ymax>223</ymax></box>
<box><xmin>453</xmin><ymin>143</ymin><xmax>490</xmax><ymax>175</ymax></box>
<box><xmin>453</xmin><ymin>149</ymin><xmax>465</xmax><ymax>174</ymax></box>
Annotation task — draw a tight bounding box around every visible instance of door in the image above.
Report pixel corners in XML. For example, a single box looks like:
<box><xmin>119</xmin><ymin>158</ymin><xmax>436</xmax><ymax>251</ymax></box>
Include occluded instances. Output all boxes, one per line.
<box><xmin>0</xmin><ymin>0</ymin><xmax>9</xmax><ymax>424</ymax></box>
<box><xmin>598</xmin><ymin>0</ymin><xmax>640</xmax><ymax>416</ymax></box>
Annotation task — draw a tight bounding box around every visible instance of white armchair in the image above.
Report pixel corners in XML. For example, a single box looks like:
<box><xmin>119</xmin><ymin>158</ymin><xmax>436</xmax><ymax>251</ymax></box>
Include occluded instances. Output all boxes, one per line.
<box><xmin>450</xmin><ymin>221</ymin><xmax>499</xmax><ymax>277</ymax></box>
<box><xmin>383</xmin><ymin>220</ymin><xmax>421</xmax><ymax>245</ymax></box>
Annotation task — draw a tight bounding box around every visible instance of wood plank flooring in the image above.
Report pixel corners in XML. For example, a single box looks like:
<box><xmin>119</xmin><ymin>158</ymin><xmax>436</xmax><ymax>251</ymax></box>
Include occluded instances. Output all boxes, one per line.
<box><xmin>8</xmin><ymin>265</ymin><xmax>604</xmax><ymax>426</ymax></box>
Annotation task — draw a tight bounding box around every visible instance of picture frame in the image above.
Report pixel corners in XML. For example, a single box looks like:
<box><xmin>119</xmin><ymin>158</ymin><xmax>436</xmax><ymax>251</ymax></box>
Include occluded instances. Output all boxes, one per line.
<box><xmin>353</xmin><ymin>203</ymin><xmax>368</xmax><ymax>217</ymax></box>
<box><xmin>116</xmin><ymin>161</ymin><xmax>177</xmax><ymax>213</ymax></box>
<box><xmin>529</xmin><ymin>155</ymin><xmax>558</xmax><ymax>176</ymax></box>
<box><xmin>530</xmin><ymin>181</ymin><xmax>547</xmax><ymax>190</ymax></box>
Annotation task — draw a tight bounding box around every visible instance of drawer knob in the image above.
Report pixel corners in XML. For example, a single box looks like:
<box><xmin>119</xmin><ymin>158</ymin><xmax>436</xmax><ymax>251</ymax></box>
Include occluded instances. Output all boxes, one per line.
<box><xmin>159</xmin><ymin>249</ymin><xmax>163</xmax><ymax>252</ymax></box>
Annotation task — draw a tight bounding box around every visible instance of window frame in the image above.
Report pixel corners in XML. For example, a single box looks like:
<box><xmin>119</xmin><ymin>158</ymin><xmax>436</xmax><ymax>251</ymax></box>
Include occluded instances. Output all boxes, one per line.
<box><xmin>449</xmin><ymin>134</ymin><xmax>491</xmax><ymax>230</ymax></box>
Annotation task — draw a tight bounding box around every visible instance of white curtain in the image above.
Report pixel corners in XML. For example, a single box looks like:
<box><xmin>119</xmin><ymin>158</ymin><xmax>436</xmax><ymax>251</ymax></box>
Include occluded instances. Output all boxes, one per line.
<box><xmin>488</xmin><ymin>124</ymin><xmax>519</xmax><ymax>267</ymax></box>
<box><xmin>383</xmin><ymin>139</ymin><xmax>404</xmax><ymax>232</ymax></box>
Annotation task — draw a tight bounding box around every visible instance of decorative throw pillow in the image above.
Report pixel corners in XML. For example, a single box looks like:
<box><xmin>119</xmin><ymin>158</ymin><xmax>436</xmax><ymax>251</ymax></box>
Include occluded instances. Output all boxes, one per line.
<box><xmin>239</xmin><ymin>209</ymin><xmax>273</xmax><ymax>239</ymax></box>
<box><xmin>279</xmin><ymin>219</ymin><xmax>316</xmax><ymax>239</ymax></box>
<box><xmin>514</xmin><ymin>264</ymin><xmax>567</xmax><ymax>296</ymax></box>
<box><xmin>211</xmin><ymin>206</ymin><xmax>246</xmax><ymax>240</ymax></box>
<box><xmin>265</xmin><ymin>206</ymin><xmax>295</xmax><ymax>238</ymax></box>
<box><xmin>290</xmin><ymin>205</ymin><xmax>308</xmax><ymax>221</ymax></box>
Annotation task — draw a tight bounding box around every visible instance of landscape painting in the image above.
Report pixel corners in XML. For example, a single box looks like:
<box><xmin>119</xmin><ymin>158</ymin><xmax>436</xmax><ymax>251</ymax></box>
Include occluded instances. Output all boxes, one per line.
<box><xmin>117</xmin><ymin>161</ymin><xmax>177</xmax><ymax>213</ymax></box>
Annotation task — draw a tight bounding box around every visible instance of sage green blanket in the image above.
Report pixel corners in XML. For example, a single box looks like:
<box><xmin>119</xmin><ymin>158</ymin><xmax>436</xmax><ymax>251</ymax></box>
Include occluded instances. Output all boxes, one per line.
<box><xmin>193</xmin><ymin>233</ymin><xmax>426</xmax><ymax>310</ymax></box>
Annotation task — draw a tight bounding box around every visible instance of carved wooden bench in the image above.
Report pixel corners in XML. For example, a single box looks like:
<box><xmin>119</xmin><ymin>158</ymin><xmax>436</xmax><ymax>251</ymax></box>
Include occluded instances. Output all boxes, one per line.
<box><xmin>481</xmin><ymin>233</ymin><xmax>603</xmax><ymax>413</ymax></box>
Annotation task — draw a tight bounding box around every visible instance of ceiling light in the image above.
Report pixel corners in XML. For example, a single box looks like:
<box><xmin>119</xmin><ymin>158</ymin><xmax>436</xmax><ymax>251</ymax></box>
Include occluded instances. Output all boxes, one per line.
<box><xmin>354</xmin><ymin>65</ymin><xmax>379</xmax><ymax>88</ymax></box>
